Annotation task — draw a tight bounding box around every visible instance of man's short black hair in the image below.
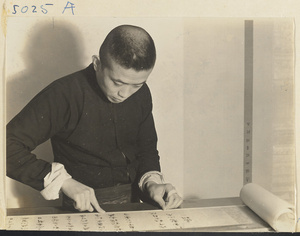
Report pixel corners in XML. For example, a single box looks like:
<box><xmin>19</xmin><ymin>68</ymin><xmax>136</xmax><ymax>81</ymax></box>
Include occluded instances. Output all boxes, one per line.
<box><xmin>99</xmin><ymin>25</ymin><xmax>156</xmax><ymax>71</ymax></box>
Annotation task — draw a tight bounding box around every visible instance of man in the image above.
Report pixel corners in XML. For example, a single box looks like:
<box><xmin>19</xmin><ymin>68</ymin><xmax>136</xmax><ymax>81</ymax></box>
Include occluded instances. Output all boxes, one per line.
<box><xmin>6</xmin><ymin>25</ymin><xmax>182</xmax><ymax>213</ymax></box>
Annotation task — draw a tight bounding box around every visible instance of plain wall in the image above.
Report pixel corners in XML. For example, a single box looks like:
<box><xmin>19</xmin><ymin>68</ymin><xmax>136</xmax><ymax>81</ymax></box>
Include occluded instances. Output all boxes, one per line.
<box><xmin>5</xmin><ymin>17</ymin><xmax>295</xmax><ymax>208</ymax></box>
<box><xmin>183</xmin><ymin>19</ymin><xmax>245</xmax><ymax>199</ymax></box>
<box><xmin>183</xmin><ymin>18</ymin><xmax>295</xmax><ymax>202</ymax></box>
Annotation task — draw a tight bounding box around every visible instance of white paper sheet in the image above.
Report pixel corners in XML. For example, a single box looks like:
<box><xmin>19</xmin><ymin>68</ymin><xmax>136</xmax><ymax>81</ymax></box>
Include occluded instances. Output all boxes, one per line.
<box><xmin>6</xmin><ymin>205</ymin><xmax>257</xmax><ymax>231</ymax></box>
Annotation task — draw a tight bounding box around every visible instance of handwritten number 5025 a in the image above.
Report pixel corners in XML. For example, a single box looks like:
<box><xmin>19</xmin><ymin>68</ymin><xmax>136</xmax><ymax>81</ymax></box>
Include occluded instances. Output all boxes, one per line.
<box><xmin>12</xmin><ymin>4</ymin><xmax>54</xmax><ymax>14</ymax></box>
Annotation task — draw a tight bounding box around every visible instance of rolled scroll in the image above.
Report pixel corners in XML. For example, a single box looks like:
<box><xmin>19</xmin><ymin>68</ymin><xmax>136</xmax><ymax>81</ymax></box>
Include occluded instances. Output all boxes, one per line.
<box><xmin>240</xmin><ymin>183</ymin><xmax>295</xmax><ymax>232</ymax></box>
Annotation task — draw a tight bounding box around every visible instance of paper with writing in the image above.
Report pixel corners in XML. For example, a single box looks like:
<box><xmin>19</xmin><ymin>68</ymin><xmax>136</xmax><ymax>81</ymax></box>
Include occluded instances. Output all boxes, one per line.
<box><xmin>6</xmin><ymin>206</ymin><xmax>255</xmax><ymax>231</ymax></box>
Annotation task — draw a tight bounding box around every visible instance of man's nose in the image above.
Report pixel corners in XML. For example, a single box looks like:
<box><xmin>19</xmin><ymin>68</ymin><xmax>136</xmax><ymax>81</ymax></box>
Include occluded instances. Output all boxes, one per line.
<box><xmin>118</xmin><ymin>86</ymin><xmax>132</xmax><ymax>98</ymax></box>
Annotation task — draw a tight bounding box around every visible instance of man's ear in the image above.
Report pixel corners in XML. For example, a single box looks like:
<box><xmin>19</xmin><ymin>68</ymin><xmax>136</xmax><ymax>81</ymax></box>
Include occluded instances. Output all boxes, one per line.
<box><xmin>92</xmin><ymin>55</ymin><xmax>101</xmax><ymax>72</ymax></box>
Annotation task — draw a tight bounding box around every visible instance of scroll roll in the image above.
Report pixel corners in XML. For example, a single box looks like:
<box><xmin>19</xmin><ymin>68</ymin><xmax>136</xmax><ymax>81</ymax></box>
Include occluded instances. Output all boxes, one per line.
<box><xmin>240</xmin><ymin>183</ymin><xmax>295</xmax><ymax>232</ymax></box>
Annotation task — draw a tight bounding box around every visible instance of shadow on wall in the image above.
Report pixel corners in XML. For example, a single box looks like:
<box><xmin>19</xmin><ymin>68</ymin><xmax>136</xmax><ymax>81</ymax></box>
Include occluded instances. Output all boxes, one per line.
<box><xmin>6</xmin><ymin>20</ymin><xmax>85</xmax><ymax>208</ymax></box>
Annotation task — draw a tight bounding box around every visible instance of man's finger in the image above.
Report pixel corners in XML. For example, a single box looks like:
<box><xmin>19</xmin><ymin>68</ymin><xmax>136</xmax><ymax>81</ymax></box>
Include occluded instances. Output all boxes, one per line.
<box><xmin>90</xmin><ymin>192</ymin><xmax>105</xmax><ymax>213</ymax></box>
<box><xmin>165</xmin><ymin>187</ymin><xmax>177</xmax><ymax>209</ymax></box>
<box><xmin>166</xmin><ymin>194</ymin><xmax>183</xmax><ymax>209</ymax></box>
<box><xmin>88</xmin><ymin>205</ymin><xmax>94</xmax><ymax>212</ymax></box>
<box><xmin>84</xmin><ymin>191</ymin><xmax>91</xmax><ymax>211</ymax></box>
<box><xmin>172</xmin><ymin>197</ymin><xmax>183</xmax><ymax>209</ymax></box>
<box><xmin>176</xmin><ymin>197</ymin><xmax>183</xmax><ymax>208</ymax></box>
<box><xmin>166</xmin><ymin>189</ymin><xmax>177</xmax><ymax>199</ymax></box>
<box><xmin>165</xmin><ymin>194</ymin><xmax>176</xmax><ymax>209</ymax></box>
<box><xmin>153</xmin><ymin>195</ymin><xmax>166</xmax><ymax>210</ymax></box>
<box><xmin>173</xmin><ymin>195</ymin><xmax>183</xmax><ymax>208</ymax></box>
<box><xmin>73</xmin><ymin>195</ymin><xmax>83</xmax><ymax>211</ymax></box>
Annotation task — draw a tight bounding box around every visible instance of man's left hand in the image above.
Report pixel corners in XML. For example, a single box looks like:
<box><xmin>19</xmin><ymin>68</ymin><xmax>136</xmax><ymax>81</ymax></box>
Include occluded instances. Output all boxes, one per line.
<box><xmin>145</xmin><ymin>182</ymin><xmax>183</xmax><ymax>210</ymax></box>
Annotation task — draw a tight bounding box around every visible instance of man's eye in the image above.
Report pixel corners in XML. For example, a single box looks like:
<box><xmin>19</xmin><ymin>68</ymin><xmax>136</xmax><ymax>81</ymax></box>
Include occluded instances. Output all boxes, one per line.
<box><xmin>113</xmin><ymin>81</ymin><xmax>122</xmax><ymax>86</ymax></box>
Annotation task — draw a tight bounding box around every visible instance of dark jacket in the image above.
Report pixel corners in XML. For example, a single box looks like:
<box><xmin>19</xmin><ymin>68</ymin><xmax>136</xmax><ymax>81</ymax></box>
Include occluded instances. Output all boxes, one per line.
<box><xmin>6</xmin><ymin>64</ymin><xmax>161</xmax><ymax>191</ymax></box>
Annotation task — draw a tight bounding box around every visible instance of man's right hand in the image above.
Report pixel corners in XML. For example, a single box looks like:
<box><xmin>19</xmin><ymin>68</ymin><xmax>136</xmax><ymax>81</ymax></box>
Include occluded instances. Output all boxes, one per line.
<box><xmin>61</xmin><ymin>178</ymin><xmax>105</xmax><ymax>213</ymax></box>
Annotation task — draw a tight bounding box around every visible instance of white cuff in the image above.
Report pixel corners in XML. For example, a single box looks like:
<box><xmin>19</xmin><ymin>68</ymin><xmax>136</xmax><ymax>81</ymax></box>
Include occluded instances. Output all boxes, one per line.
<box><xmin>138</xmin><ymin>171</ymin><xmax>164</xmax><ymax>192</ymax></box>
<box><xmin>40</xmin><ymin>162</ymin><xmax>72</xmax><ymax>200</ymax></box>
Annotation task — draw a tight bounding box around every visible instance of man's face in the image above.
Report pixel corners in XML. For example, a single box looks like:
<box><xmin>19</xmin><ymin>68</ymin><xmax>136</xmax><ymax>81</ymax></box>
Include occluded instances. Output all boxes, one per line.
<box><xmin>95</xmin><ymin>57</ymin><xmax>152</xmax><ymax>103</ymax></box>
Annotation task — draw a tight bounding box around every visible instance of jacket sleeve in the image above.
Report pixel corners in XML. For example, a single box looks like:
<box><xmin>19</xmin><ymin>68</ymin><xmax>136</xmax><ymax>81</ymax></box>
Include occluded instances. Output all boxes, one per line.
<box><xmin>6</xmin><ymin>81</ymin><xmax>72</xmax><ymax>191</ymax></box>
<box><xmin>136</xmin><ymin>86</ymin><xmax>161</xmax><ymax>181</ymax></box>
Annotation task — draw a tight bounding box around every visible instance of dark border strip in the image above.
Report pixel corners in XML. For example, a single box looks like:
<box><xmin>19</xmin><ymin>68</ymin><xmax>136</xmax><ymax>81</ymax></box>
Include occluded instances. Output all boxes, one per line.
<box><xmin>244</xmin><ymin>20</ymin><xmax>253</xmax><ymax>185</ymax></box>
